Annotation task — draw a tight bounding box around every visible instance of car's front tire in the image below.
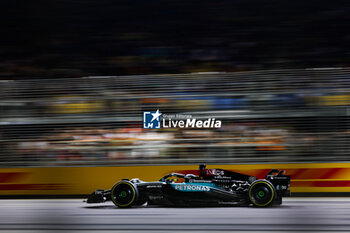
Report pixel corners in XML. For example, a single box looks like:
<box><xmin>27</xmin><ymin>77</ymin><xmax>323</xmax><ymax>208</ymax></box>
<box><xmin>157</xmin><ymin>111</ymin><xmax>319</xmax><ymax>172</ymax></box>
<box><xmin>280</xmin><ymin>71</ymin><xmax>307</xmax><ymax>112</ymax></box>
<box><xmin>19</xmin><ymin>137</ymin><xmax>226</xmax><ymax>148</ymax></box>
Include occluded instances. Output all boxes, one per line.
<box><xmin>248</xmin><ymin>180</ymin><xmax>275</xmax><ymax>207</ymax></box>
<box><xmin>111</xmin><ymin>181</ymin><xmax>138</xmax><ymax>208</ymax></box>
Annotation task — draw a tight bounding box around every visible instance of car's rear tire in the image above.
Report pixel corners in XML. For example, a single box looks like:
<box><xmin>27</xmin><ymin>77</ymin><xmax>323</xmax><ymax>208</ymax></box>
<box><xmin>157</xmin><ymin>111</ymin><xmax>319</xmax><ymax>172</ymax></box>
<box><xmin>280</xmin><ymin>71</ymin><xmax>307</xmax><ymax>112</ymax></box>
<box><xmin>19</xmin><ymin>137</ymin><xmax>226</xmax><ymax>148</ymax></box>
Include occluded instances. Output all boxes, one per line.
<box><xmin>248</xmin><ymin>180</ymin><xmax>275</xmax><ymax>207</ymax></box>
<box><xmin>111</xmin><ymin>181</ymin><xmax>138</xmax><ymax>208</ymax></box>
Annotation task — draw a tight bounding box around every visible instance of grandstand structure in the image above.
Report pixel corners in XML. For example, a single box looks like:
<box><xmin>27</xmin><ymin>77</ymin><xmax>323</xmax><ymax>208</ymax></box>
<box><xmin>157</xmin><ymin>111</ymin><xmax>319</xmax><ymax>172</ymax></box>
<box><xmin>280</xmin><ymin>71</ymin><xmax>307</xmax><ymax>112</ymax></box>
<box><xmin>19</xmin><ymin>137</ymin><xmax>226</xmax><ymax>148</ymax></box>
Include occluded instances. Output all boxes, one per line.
<box><xmin>1</xmin><ymin>68</ymin><xmax>350</xmax><ymax>167</ymax></box>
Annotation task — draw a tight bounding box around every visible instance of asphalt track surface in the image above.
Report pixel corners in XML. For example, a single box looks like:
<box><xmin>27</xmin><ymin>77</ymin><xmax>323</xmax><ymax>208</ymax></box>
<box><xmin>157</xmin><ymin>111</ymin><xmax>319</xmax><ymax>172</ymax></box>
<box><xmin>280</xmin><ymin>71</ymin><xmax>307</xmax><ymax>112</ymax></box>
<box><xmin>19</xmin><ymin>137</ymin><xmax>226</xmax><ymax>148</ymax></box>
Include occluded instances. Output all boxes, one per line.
<box><xmin>0</xmin><ymin>198</ymin><xmax>350</xmax><ymax>233</ymax></box>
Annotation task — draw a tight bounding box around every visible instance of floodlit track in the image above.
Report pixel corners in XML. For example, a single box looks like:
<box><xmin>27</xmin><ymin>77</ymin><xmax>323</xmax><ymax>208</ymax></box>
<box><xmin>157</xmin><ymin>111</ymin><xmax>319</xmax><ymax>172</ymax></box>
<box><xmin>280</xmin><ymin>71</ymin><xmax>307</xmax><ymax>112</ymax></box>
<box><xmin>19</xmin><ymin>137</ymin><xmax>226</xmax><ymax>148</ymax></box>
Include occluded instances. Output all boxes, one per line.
<box><xmin>1</xmin><ymin>198</ymin><xmax>350</xmax><ymax>232</ymax></box>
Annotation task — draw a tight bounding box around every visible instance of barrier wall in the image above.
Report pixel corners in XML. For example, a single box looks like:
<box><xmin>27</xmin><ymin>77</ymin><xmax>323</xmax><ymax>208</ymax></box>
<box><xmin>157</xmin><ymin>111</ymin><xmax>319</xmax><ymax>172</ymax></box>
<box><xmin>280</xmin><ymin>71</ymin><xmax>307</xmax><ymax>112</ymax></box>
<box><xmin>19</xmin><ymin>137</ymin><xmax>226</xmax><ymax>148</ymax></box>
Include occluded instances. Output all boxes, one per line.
<box><xmin>1</xmin><ymin>163</ymin><xmax>350</xmax><ymax>195</ymax></box>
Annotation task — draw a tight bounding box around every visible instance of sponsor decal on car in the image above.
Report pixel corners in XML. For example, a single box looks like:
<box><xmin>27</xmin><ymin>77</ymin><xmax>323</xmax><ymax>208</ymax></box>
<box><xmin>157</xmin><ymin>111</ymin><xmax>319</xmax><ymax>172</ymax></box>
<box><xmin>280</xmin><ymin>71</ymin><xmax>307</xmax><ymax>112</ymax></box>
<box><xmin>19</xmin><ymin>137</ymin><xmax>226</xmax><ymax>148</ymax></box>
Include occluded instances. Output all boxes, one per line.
<box><xmin>146</xmin><ymin>185</ymin><xmax>163</xmax><ymax>188</ymax></box>
<box><xmin>171</xmin><ymin>183</ymin><xmax>212</xmax><ymax>192</ymax></box>
<box><xmin>149</xmin><ymin>196</ymin><xmax>164</xmax><ymax>200</ymax></box>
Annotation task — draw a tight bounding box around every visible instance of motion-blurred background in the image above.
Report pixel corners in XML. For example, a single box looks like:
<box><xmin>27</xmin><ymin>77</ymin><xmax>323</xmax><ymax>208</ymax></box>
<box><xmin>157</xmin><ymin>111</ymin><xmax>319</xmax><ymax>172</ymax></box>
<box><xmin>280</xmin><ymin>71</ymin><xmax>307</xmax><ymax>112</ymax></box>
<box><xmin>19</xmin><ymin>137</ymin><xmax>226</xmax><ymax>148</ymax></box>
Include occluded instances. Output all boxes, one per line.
<box><xmin>0</xmin><ymin>0</ymin><xmax>350</xmax><ymax>195</ymax></box>
<box><xmin>2</xmin><ymin>70</ymin><xmax>350</xmax><ymax>166</ymax></box>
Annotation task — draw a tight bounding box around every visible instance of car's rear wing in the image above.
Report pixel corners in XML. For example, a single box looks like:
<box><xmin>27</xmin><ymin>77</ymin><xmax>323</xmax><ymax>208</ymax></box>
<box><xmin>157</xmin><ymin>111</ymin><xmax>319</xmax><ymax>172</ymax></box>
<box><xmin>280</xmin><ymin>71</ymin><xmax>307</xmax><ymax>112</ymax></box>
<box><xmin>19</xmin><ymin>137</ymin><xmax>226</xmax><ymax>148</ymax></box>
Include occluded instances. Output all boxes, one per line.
<box><xmin>266</xmin><ymin>169</ymin><xmax>285</xmax><ymax>177</ymax></box>
<box><xmin>265</xmin><ymin>169</ymin><xmax>291</xmax><ymax>197</ymax></box>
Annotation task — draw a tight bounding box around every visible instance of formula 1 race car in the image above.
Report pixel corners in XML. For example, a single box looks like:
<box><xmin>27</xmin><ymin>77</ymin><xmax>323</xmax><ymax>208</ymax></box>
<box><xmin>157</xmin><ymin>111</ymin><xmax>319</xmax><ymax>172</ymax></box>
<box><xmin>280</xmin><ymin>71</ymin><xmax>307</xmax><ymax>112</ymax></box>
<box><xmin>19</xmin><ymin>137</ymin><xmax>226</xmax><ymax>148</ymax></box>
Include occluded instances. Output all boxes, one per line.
<box><xmin>87</xmin><ymin>164</ymin><xmax>290</xmax><ymax>208</ymax></box>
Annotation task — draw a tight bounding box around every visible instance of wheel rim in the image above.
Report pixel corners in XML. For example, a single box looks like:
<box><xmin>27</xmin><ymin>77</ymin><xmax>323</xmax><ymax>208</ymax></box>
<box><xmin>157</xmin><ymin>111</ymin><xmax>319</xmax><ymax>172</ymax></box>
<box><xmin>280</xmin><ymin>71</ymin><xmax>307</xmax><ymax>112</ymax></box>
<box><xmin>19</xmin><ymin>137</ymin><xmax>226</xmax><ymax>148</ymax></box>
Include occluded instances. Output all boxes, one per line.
<box><xmin>249</xmin><ymin>181</ymin><xmax>274</xmax><ymax>206</ymax></box>
<box><xmin>120</xmin><ymin>191</ymin><xmax>127</xmax><ymax>198</ymax></box>
<box><xmin>111</xmin><ymin>183</ymin><xmax>136</xmax><ymax>206</ymax></box>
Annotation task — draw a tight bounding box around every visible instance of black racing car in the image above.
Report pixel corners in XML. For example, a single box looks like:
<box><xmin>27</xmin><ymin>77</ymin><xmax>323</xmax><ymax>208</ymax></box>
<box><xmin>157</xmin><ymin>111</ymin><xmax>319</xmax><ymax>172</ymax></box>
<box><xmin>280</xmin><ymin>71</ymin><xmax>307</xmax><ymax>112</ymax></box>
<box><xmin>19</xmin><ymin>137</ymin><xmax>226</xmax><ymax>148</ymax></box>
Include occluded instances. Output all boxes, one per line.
<box><xmin>87</xmin><ymin>164</ymin><xmax>290</xmax><ymax>208</ymax></box>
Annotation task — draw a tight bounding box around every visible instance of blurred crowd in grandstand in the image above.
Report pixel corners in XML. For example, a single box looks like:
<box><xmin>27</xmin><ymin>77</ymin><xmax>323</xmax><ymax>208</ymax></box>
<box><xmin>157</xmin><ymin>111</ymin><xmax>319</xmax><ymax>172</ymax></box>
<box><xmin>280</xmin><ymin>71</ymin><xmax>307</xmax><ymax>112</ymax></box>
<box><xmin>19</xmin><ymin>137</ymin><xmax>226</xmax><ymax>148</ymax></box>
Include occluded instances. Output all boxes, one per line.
<box><xmin>4</xmin><ymin>124</ymin><xmax>288</xmax><ymax>164</ymax></box>
<box><xmin>0</xmin><ymin>0</ymin><xmax>349</xmax><ymax>78</ymax></box>
<box><xmin>1</xmin><ymin>70</ymin><xmax>350</xmax><ymax>166</ymax></box>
